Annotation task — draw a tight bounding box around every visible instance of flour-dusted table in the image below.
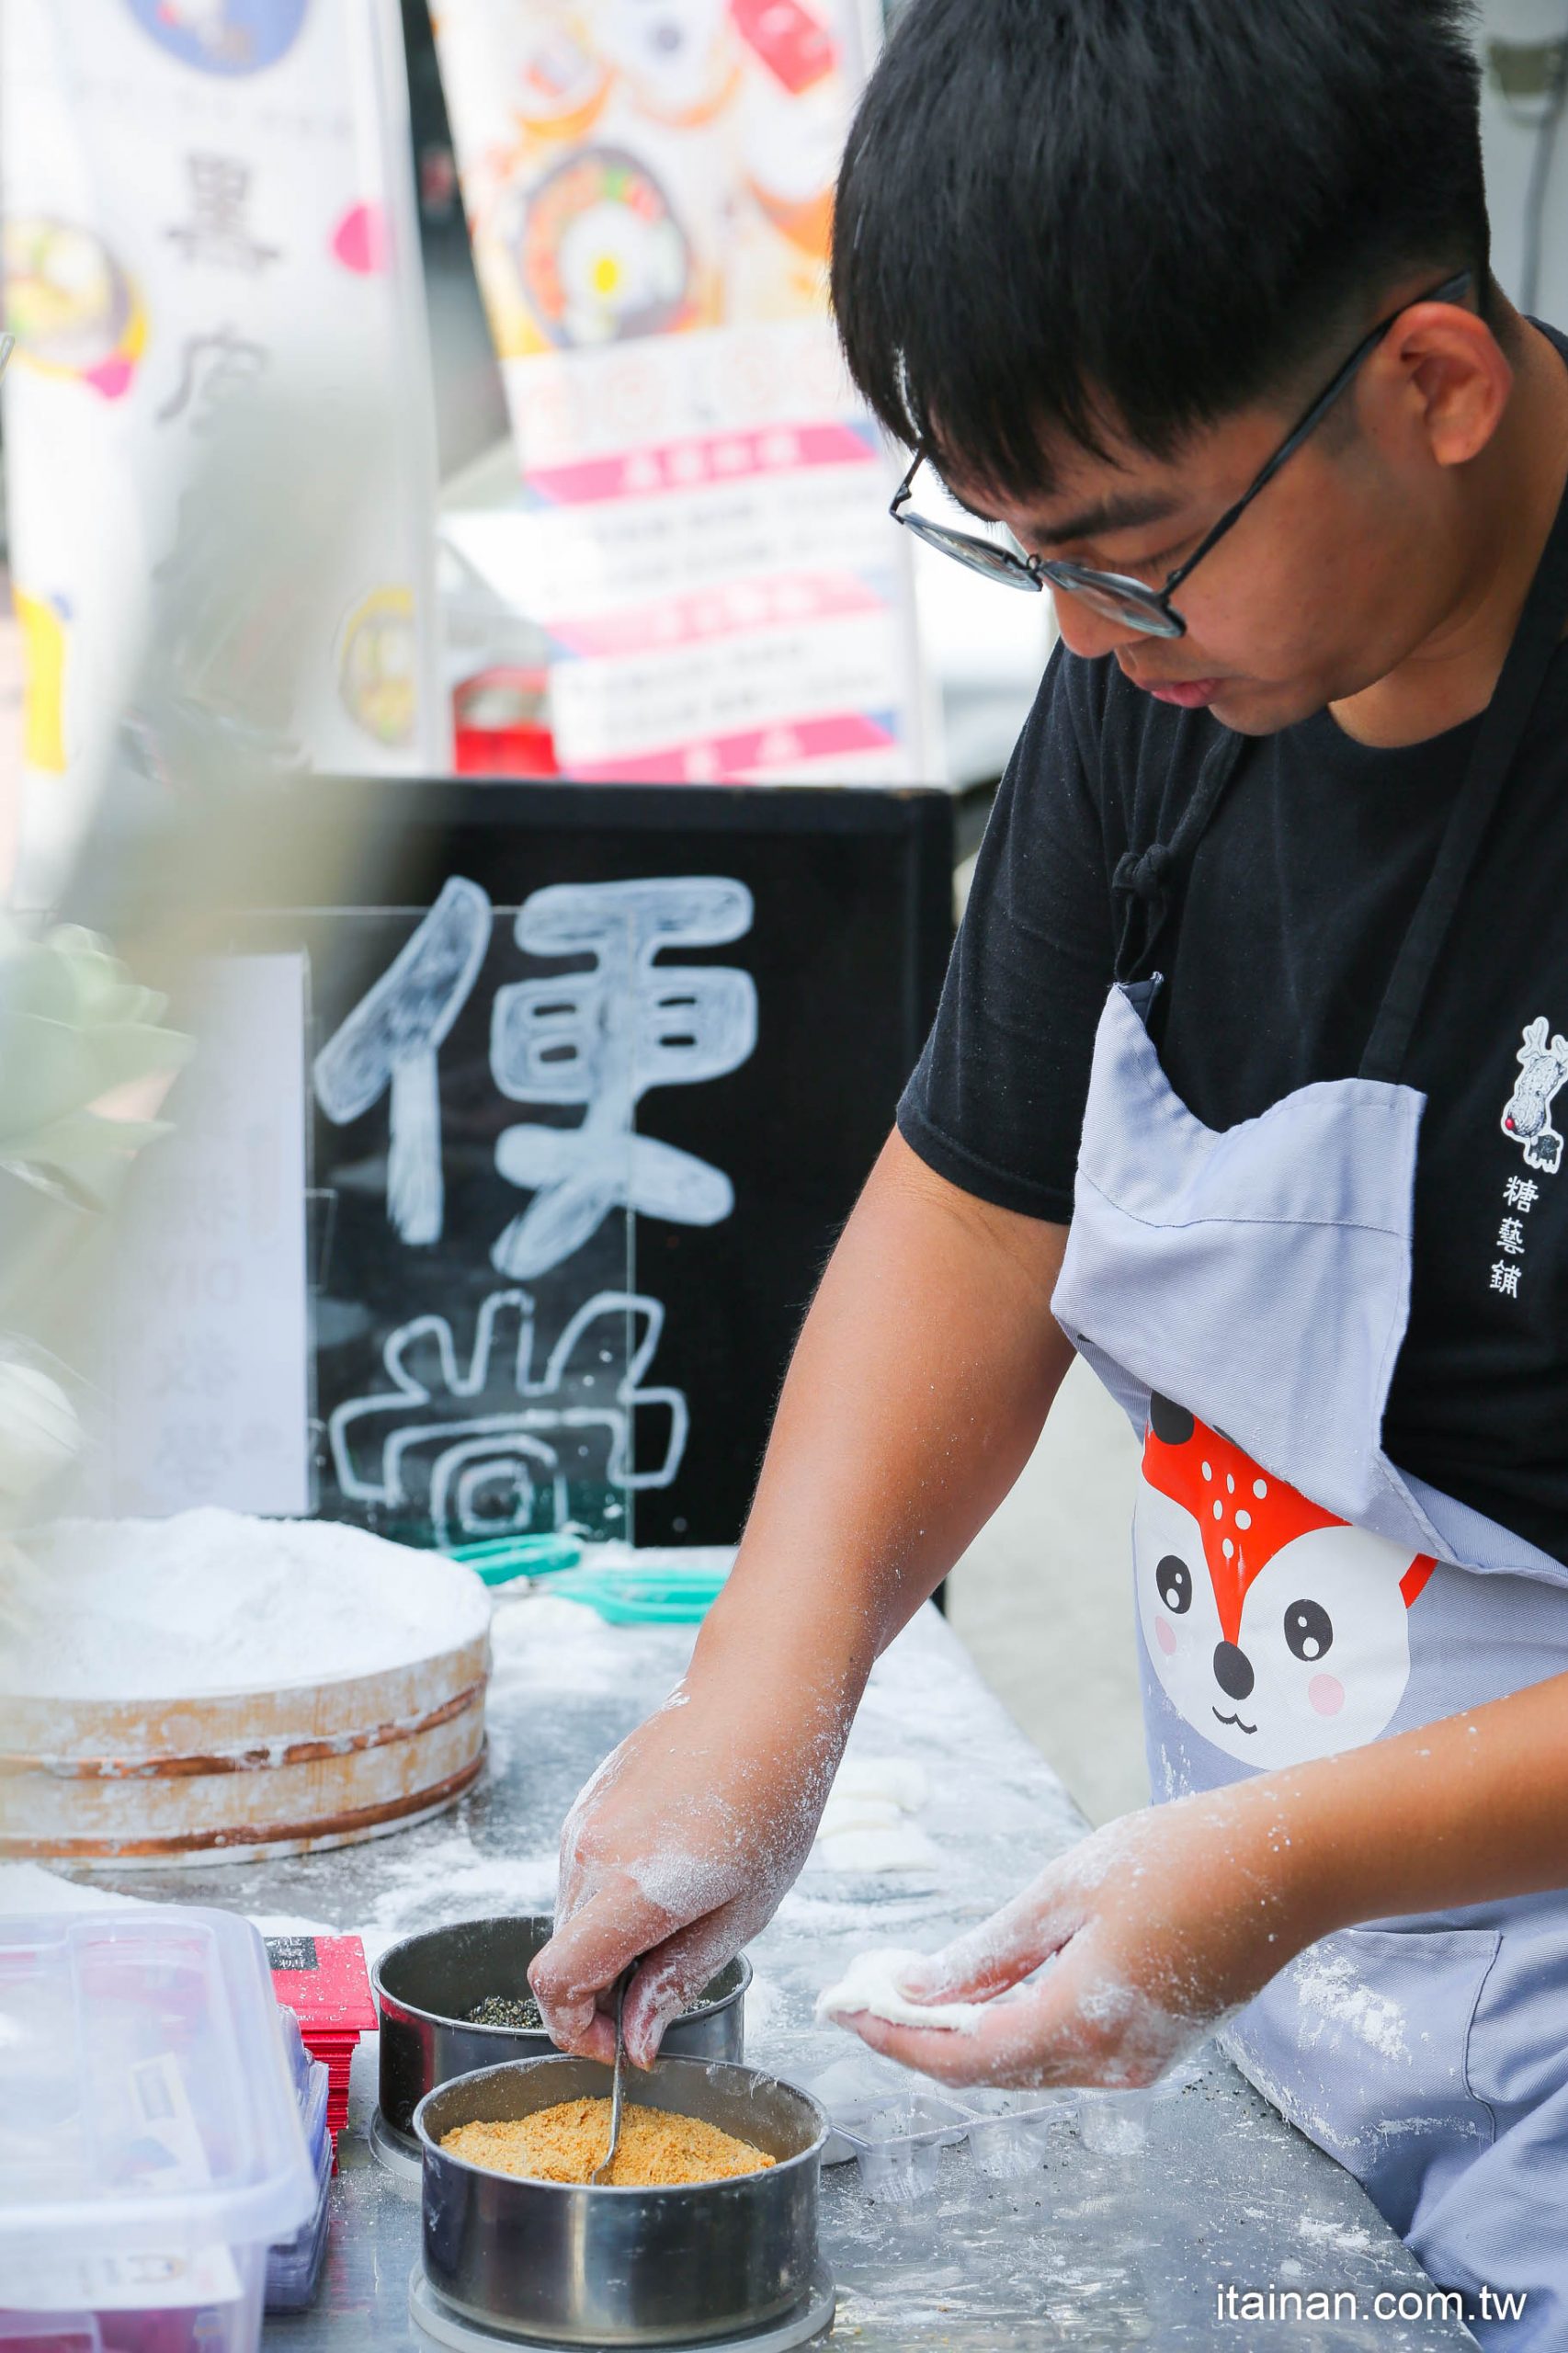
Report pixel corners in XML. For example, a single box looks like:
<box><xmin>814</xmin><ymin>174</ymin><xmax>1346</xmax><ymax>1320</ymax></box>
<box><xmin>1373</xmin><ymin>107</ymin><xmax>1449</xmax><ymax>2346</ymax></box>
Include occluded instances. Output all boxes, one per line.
<box><xmin>85</xmin><ymin>1591</ymin><xmax>1472</xmax><ymax>2349</ymax></box>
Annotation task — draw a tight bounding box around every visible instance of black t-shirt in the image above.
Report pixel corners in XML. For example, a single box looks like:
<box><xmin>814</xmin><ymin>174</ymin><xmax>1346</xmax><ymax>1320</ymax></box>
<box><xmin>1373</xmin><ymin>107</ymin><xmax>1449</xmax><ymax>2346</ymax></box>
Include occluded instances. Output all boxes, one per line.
<box><xmin>901</xmin><ymin>616</ymin><xmax>1568</xmax><ymax>1569</ymax></box>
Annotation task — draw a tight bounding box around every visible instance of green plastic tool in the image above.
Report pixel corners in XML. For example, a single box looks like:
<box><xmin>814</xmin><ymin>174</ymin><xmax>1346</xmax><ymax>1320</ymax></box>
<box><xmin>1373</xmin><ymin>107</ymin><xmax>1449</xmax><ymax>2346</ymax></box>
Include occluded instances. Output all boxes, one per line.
<box><xmin>448</xmin><ymin>1535</ymin><xmax>729</xmax><ymax>1623</ymax></box>
<box><xmin>536</xmin><ymin>1559</ymin><xmax>730</xmax><ymax>1625</ymax></box>
<box><xmin>451</xmin><ymin>1533</ymin><xmax>584</xmax><ymax>1587</ymax></box>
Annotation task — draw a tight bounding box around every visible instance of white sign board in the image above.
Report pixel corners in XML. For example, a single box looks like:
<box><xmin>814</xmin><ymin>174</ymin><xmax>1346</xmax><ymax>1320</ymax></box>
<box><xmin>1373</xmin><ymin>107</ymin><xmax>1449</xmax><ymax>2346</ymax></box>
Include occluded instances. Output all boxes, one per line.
<box><xmin>103</xmin><ymin>955</ymin><xmax>311</xmax><ymax>1518</ymax></box>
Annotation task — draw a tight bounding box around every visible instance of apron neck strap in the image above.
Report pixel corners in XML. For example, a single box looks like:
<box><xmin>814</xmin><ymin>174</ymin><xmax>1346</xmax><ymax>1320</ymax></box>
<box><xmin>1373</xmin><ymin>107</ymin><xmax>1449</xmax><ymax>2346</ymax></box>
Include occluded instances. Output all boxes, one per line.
<box><xmin>1111</xmin><ymin>727</ymin><xmax>1249</xmax><ymax>985</ymax></box>
<box><xmin>1359</xmin><ymin>463</ymin><xmax>1568</xmax><ymax>1086</ymax></box>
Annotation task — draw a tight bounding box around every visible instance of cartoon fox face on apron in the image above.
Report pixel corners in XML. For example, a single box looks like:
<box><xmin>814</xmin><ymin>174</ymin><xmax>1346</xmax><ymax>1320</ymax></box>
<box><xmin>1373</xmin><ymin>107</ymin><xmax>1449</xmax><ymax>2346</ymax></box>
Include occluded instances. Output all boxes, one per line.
<box><xmin>1136</xmin><ymin>1397</ymin><xmax>1437</xmax><ymax>1771</ymax></box>
<box><xmin>1052</xmin><ymin>478</ymin><xmax>1568</xmax><ymax>2345</ymax></box>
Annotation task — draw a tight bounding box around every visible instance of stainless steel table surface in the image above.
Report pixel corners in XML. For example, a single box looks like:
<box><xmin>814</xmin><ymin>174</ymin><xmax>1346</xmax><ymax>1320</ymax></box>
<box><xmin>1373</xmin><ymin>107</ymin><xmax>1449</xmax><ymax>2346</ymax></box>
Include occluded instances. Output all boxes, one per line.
<box><xmin>83</xmin><ymin>1589</ymin><xmax>1473</xmax><ymax>2349</ymax></box>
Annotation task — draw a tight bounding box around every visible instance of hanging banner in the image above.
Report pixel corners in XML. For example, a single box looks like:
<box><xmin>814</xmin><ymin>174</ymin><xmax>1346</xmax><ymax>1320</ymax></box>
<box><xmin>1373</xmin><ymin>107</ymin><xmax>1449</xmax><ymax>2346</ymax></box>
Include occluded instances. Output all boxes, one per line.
<box><xmin>0</xmin><ymin>0</ymin><xmax>447</xmax><ymax>904</ymax></box>
<box><xmin>430</xmin><ymin>0</ymin><xmax>925</xmax><ymax>786</ymax></box>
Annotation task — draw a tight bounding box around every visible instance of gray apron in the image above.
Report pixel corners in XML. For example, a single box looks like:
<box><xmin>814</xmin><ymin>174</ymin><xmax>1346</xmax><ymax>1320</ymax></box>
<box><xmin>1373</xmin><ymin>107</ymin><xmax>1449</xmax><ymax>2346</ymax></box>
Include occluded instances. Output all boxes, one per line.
<box><xmin>1052</xmin><ymin>479</ymin><xmax>1568</xmax><ymax>2340</ymax></box>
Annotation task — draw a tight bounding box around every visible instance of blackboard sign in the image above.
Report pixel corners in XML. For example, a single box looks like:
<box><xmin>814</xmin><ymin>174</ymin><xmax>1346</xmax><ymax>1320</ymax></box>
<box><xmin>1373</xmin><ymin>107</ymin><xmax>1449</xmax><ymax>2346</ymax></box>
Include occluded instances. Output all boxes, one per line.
<box><xmin>244</xmin><ymin>780</ymin><xmax>952</xmax><ymax>1550</ymax></box>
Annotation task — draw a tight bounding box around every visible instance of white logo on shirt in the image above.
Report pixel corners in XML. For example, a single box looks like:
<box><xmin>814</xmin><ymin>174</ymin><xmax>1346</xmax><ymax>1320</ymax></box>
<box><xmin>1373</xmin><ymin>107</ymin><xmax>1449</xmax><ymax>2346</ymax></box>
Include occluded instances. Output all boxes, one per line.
<box><xmin>1501</xmin><ymin>1017</ymin><xmax>1568</xmax><ymax>1176</ymax></box>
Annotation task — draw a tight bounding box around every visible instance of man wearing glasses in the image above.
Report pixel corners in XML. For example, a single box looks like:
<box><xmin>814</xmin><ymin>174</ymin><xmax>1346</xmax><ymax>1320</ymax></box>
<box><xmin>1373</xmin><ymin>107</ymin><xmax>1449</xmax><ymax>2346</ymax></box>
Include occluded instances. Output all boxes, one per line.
<box><xmin>536</xmin><ymin>1</ymin><xmax>1568</xmax><ymax>2331</ymax></box>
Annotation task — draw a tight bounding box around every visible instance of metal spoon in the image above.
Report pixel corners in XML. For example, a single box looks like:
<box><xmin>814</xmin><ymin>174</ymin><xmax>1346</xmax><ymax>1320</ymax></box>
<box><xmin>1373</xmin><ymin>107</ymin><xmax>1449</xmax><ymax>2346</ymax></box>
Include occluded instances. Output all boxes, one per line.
<box><xmin>590</xmin><ymin>1965</ymin><xmax>634</xmax><ymax>2186</ymax></box>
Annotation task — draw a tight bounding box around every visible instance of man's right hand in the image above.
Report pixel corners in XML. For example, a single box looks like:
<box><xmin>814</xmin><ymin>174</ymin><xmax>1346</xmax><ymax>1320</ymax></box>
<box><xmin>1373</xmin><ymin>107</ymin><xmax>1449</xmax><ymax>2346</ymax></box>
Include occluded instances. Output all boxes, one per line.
<box><xmin>529</xmin><ymin>1665</ymin><xmax>845</xmax><ymax>2068</ymax></box>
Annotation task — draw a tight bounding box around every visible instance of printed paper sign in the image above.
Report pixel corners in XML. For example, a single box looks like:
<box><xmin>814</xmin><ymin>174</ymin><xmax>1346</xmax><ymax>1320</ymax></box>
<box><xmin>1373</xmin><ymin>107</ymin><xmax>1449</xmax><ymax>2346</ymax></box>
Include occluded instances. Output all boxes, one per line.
<box><xmin>430</xmin><ymin>0</ymin><xmax>923</xmax><ymax>786</ymax></box>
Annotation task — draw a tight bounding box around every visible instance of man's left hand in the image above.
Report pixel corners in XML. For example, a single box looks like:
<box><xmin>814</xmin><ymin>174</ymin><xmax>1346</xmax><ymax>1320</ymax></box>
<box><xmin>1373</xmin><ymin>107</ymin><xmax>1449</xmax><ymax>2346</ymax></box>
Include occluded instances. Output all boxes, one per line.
<box><xmin>830</xmin><ymin>1790</ymin><xmax>1324</xmax><ymax>2089</ymax></box>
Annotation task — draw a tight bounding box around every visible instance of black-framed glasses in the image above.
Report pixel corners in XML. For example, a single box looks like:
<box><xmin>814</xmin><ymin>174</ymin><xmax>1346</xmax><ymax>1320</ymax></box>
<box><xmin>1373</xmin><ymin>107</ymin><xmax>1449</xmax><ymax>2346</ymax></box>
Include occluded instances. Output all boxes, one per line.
<box><xmin>890</xmin><ymin>270</ymin><xmax>1473</xmax><ymax>641</ymax></box>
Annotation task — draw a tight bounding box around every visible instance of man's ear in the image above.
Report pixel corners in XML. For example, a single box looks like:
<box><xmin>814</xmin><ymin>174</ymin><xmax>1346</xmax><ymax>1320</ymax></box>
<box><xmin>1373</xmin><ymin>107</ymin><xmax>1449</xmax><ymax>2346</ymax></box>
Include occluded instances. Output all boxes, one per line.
<box><xmin>1369</xmin><ymin>293</ymin><xmax>1515</xmax><ymax>471</ymax></box>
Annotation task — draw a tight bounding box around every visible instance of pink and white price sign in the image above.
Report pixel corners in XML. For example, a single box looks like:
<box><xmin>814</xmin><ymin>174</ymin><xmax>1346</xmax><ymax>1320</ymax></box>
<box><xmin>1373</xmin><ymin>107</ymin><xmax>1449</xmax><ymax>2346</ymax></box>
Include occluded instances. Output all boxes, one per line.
<box><xmin>431</xmin><ymin>0</ymin><xmax>926</xmax><ymax>788</ymax></box>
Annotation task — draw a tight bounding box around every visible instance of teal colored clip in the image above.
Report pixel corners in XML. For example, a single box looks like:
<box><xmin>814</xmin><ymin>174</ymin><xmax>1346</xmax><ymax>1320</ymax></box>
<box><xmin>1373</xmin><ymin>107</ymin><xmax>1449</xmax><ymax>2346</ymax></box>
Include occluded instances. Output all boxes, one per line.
<box><xmin>539</xmin><ymin>1561</ymin><xmax>730</xmax><ymax>1625</ymax></box>
<box><xmin>451</xmin><ymin>1533</ymin><xmax>584</xmax><ymax>1587</ymax></box>
<box><xmin>449</xmin><ymin>1536</ymin><xmax>729</xmax><ymax>1622</ymax></box>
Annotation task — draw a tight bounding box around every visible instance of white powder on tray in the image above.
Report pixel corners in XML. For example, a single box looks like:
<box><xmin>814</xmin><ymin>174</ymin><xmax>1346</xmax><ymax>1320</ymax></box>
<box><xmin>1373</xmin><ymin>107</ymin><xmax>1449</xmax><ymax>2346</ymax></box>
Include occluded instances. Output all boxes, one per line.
<box><xmin>2</xmin><ymin>1508</ymin><xmax>491</xmax><ymax>1699</ymax></box>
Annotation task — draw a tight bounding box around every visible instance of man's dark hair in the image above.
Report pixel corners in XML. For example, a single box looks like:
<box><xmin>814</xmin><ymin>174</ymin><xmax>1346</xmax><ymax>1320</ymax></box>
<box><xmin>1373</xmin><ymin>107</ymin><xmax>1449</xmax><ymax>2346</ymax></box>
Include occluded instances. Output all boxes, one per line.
<box><xmin>832</xmin><ymin>0</ymin><xmax>1491</xmax><ymax>498</ymax></box>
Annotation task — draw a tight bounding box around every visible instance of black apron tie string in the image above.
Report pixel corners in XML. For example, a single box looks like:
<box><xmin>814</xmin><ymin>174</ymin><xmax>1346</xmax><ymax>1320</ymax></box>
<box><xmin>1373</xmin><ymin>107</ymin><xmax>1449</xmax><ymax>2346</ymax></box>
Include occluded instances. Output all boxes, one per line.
<box><xmin>1112</xmin><ymin>841</ymin><xmax>1175</xmax><ymax>904</ymax></box>
<box><xmin>1111</xmin><ymin>729</ymin><xmax>1249</xmax><ymax>986</ymax></box>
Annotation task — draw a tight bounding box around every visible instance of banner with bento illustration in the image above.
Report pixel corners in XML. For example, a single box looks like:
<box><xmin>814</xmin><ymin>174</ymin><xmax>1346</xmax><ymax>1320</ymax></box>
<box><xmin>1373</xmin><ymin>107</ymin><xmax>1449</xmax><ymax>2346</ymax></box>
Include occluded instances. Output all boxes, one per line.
<box><xmin>0</xmin><ymin>0</ymin><xmax>446</xmax><ymax>904</ymax></box>
<box><xmin>429</xmin><ymin>0</ymin><xmax>925</xmax><ymax>786</ymax></box>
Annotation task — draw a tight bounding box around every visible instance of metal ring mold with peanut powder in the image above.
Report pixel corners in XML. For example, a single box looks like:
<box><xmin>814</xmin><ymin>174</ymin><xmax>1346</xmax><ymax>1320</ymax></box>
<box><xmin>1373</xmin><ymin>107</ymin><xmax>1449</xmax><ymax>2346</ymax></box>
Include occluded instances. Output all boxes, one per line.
<box><xmin>413</xmin><ymin>2053</ymin><xmax>830</xmax><ymax>2347</ymax></box>
<box><xmin>373</xmin><ymin>1915</ymin><xmax>751</xmax><ymax>2167</ymax></box>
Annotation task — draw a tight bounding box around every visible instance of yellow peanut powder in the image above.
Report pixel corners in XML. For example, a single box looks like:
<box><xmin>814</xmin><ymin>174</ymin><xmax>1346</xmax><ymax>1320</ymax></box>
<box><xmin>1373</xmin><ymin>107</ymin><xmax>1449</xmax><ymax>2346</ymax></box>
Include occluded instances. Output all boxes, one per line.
<box><xmin>442</xmin><ymin>2096</ymin><xmax>775</xmax><ymax>2188</ymax></box>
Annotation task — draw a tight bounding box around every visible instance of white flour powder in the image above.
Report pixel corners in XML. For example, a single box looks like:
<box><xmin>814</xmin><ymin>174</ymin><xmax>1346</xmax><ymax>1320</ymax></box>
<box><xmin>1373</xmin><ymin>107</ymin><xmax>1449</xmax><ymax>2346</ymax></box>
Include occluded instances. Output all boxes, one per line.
<box><xmin>810</xmin><ymin>1755</ymin><xmax>937</xmax><ymax>1874</ymax></box>
<box><xmin>3</xmin><ymin>1509</ymin><xmax>491</xmax><ymax>1699</ymax></box>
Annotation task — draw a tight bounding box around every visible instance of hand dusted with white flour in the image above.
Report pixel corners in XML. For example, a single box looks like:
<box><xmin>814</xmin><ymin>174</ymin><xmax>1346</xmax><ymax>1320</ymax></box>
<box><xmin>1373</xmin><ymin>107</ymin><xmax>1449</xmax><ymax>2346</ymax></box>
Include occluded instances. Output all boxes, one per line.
<box><xmin>534</xmin><ymin>1662</ymin><xmax>847</xmax><ymax>2068</ymax></box>
<box><xmin>824</xmin><ymin>1804</ymin><xmax>1309</xmax><ymax>2092</ymax></box>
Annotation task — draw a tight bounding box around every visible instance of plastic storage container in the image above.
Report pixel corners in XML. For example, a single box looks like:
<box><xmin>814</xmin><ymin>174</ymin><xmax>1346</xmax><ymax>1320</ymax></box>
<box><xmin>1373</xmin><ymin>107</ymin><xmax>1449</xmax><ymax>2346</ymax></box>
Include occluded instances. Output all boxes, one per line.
<box><xmin>263</xmin><ymin>2127</ymin><xmax>332</xmax><ymax>2312</ymax></box>
<box><xmin>274</xmin><ymin>2005</ymin><xmax>331</xmax><ymax>2160</ymax></box>
<box><xmin>1075</xmin><ymin>2063</ymin><xmax>1201</xmax><ymax>2154</ymax></box>
<box><xmin>802</xmin><ymin>2053</ymin><xmax>1077</xmax><ymax>2202</ymax></box>
<box><xmin>1077</xmin><ymin>2086</ymin><xmax>1157</xmax><ymax>2154</ymax></box>
<box><xmin>958</xmin><ymin>2086</ymin><xmax>1080</xmax><ymax>2179</ymax></box>
<box><xmin>265</xmin><ymin>2009</ymin><xmax>332</xmax><ymax>2312</ymax></box>
<box><xmin>0</xmin><ymin>1908</ymin><xmax>317</xmax><ymax>2353</ymax></box>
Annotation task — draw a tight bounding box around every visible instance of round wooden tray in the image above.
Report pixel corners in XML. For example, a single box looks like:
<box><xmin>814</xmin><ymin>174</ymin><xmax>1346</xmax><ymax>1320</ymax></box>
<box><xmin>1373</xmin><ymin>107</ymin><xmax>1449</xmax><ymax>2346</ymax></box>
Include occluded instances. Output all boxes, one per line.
<box><xmin>0</xmin><ymin>1627</ymin><xmax>491</xmax><ymax>1865</ymax></box>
